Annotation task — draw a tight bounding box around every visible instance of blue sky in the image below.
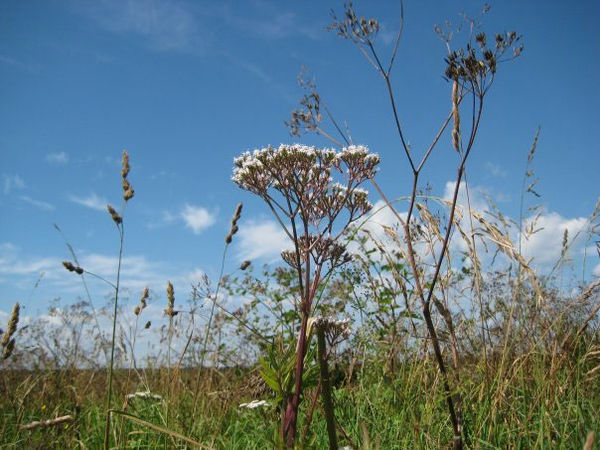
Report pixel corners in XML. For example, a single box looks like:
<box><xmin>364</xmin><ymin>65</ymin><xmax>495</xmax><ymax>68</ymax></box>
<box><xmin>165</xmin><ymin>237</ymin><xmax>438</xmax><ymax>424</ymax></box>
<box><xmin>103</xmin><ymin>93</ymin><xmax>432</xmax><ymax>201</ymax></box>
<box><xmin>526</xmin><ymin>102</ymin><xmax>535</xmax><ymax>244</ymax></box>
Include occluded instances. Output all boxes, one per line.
<box><xmin>1</xmin><ymin>0</ymin><xmax>599</xmax><ymax>323</ymax></box>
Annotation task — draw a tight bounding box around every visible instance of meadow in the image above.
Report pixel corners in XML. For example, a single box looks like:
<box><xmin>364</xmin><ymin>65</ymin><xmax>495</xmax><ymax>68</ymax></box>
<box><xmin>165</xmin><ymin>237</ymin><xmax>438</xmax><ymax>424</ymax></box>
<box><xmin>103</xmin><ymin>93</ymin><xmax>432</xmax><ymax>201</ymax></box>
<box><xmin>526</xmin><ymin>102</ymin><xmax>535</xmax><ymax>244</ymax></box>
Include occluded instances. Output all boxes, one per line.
<box><xmin>1</xmin><ymin>3</ymin><xmax>599</xmax><ymax>449</ymax></box>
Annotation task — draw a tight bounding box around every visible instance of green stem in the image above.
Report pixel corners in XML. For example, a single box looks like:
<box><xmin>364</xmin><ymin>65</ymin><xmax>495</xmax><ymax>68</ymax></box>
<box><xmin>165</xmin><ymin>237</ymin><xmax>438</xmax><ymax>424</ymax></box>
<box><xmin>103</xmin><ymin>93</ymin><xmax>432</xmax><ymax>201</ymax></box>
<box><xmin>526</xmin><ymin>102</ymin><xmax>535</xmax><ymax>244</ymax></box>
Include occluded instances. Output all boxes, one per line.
<box><xmin>317</xmin><ymin>326</ymin><xmax>337</xmax><ymax>450</ymax></box>
<box><xmin>104</xmin><ymin>224</ymin><xmax>125</xmax><ymax>450</ymax></box>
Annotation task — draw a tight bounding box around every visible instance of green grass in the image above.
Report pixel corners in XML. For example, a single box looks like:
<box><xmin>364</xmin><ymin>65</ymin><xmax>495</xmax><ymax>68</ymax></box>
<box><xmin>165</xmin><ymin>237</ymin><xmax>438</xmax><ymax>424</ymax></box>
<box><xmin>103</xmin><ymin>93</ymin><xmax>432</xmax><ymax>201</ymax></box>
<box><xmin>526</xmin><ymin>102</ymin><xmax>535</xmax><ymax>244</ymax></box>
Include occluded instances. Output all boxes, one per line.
<box><xmin>1</xmin><ymin>355</ymin><xmax>597</xmax><ymax>448</ymax></box>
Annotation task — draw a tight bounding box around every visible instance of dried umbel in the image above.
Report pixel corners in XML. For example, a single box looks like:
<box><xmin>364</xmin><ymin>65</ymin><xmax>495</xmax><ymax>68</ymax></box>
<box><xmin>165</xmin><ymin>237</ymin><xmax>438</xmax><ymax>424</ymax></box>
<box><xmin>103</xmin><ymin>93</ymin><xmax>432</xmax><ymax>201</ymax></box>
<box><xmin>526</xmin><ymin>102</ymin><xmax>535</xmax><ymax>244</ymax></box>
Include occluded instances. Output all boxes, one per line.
<box><xmin>328</xmin><ymin>1</ymin><xmax>380</xmax><ymax>44</ymax></box>
<box><xmin>286</xmin><ymin>71</ymin><xmax>323</xmax><ymax>137</ymax></box>
<box><xmin>444</xmin><ymin>30</ymin><xmax>522</xmax><ymax>94</ymax></box>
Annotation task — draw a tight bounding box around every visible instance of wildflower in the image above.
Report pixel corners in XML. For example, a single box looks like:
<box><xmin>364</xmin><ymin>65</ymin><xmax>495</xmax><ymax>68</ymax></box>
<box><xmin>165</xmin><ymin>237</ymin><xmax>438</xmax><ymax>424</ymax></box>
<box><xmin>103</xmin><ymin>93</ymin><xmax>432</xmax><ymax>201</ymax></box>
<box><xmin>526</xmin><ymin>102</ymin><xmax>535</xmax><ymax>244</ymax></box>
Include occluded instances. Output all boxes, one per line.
<box><xmin>126</xmin><ymin>391</ymin><xmax>163</xmax><ymax>402</ymax></box>
<box><xmin>239</xmin><ymin>399</ymin><xmax>269</xmax><ymax>409</ymax></box>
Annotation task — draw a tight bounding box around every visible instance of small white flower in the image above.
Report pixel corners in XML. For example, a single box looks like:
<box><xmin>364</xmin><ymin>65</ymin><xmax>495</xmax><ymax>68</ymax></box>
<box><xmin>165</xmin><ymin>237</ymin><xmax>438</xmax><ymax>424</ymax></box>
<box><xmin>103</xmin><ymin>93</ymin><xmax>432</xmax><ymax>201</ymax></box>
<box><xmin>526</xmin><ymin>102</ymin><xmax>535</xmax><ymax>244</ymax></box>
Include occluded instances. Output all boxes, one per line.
<box><xmin>126</xmin><ymin>391</ymin><xmax>163</xmax><ymax>402</ymax></box>
<box><xmin>239</xmin><ymin>399</ymin><xmax>269</xmax><ymax>409</ymax></box>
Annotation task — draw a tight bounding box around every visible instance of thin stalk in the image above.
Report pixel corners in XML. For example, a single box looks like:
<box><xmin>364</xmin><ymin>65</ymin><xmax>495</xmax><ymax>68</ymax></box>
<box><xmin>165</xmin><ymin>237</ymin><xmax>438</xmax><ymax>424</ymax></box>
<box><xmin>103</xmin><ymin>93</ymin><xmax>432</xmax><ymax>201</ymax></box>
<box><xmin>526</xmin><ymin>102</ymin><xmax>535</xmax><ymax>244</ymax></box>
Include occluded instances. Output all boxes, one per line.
<box><xmin>317</xmin><ymin>326</ymin><xmax>337</xmax><ymax>450</ymax></box>
<box><xmin>103</xmin><ymin>223</ymin><xmax>125</xmax><ymax>450</ymax></box>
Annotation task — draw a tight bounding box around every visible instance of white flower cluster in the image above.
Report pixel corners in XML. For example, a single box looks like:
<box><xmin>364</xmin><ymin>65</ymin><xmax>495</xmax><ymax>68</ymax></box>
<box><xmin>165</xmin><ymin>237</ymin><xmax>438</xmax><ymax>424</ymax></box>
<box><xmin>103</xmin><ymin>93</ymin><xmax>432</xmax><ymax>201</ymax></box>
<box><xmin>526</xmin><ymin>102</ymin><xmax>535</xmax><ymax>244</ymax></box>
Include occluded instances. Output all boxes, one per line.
<box><xmin>125</xmin><ymin>391</ymin><xmax>163</xmax><ymax>402</ymax></box>
<box><xmin>312</xmin><ymin>315</ymin><xmax>352</xmax><ymax>342</ymax></box>
<box><xmin>232</xmin><ymin>144</ymin><xmax>379</xmax><ymax>197</ymax></box>
<box><xmin>239</xmin><ymin>399</ymin><xmax>269</xmax><ymax>409</ymax></box>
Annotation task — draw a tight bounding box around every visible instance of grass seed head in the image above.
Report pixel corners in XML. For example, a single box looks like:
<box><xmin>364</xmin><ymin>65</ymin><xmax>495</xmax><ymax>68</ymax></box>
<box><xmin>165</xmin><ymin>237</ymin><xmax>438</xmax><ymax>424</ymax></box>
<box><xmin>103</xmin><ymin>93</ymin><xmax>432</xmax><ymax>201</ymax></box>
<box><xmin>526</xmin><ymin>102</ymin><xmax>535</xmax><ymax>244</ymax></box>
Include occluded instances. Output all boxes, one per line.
<box><xmin>107</xmin><ymin>204</ymin><xmax>122</xmax><ymax>224</ymax></box>
<box><xmin>121</xmin><ymin>150</ymin><xmax>130</xmax><ymax>179</ymax></box>
<box><xmin>1</xmin><ymin>302</ymin><xmax>19</xmax><ymax>354</ymax></box>
<box><xmin>63</xmin><ymin>261</ymin><xmax>84</xmax><ymax>275</ymax></box>
<box><xmin>165</xmin><ymin>281</ymin><xmax>175</xmax><ymax>317</ymax></box>
<box><xmin>2</xmin><ymin>338</ymin><xmax>15</xmax><ymax>360</ymax></box>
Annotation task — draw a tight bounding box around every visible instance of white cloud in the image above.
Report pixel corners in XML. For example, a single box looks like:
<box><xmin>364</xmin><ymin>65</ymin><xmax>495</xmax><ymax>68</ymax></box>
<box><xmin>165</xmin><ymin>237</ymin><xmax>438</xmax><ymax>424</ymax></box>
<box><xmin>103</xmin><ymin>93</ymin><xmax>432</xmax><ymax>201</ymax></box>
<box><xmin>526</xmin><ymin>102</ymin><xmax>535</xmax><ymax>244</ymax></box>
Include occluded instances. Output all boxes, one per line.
<box><xmin>2</xmin><ymin>174</ymin><xmax>25</xmax><ymax>195</ymax></box>
<box><xmin>45</xmin><ymin>152</ymin><xmax>69</xmax><ymax>164</ymax></box>
<box><xmin>68</xmin><ymin>193</ymin><xmax>108</xmax><ymax>211</ymax></box>
<box><xmin>75</xmin><ymin>0</ymin><xmax>201</xmax><ymax>52</ymax></box>
<box><xmin>0</xmin><ymin>253</ymin><xmax>58</xmax><ymax>277</ymax></box>
<box><xmin>183</xmin><ymin>268</ymin><xmax>205</xmax><ymax>284</ymax></box>
<box><xmin>236</xmin><ymin>219</ymin><xmax>290</xmax><ymax>261</ymax></box>
<box><xmin>521</xmin><ymin>212</ymin><xmax>588</xmax><ymax>266</ymax></box>
<box><xmin>19</xmin><ymin>195</ymin><xmax>55</xmax><ymax>211</ymax></box>
<box><xmin>180</xmin><ymin>205</ymin><xmax>216</xmax><ymax>234</ymax></box>
<box><xmin>443</xmin><ymin>181</ymin><xmax>489</xmax><ymax>213</ymax></box>
<box><xmin>593</xmin><ymin>263</ymin><xmax>600</xmax><ymax>277</ymax></box>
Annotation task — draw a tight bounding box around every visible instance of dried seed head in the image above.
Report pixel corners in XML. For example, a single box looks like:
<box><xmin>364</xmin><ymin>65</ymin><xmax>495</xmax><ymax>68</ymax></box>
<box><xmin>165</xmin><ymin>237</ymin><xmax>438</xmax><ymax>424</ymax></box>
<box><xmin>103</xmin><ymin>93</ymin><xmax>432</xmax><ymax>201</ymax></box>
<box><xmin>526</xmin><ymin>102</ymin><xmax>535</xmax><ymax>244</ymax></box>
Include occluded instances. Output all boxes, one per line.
<box><xmin>165</xmin><ymin>281</ymin><xmax>175</xmax><ymax>317</ymax></box>
<box><xmin>121</xmin><ymin>151</ymin><xmax>130</xmax><ymax>179</ymax></box>
<box><xmin>140</xmin><ymin>287</ymin><xmax>149</xmax><ymax>309</ymax></box>
<box><xmin>63</xmin><ymin>261</ymin><xmax>84</xmax><ymax>275</ymax></box>
<box><xmin>451</xmin><ymin>79</ymin><xmax>460</xmax><ymax>151</ymax></box>
<box><xmin>226</xmin><ymin>203</ymin><xmax>243</xmax><ymax>244</ymax></box>
<box><xmin>123</xmin><ymin>188</ymin><xmax>134</xmax><ymax>201</ymax></box>
<box><xmin>2</xmin><ymin>338</ymin><xmax>15</xmax><ymax>360</ymax></box>
<box><xmin>240</xmin><ymin>260</ymin><xmax>251</xmax><ymax>270</ymax></box>
<box><xmin>122</xmin><ymin>179</ymin><xmax>135</xmax><ymax>202</ymax></box>
<box><xmin>134</xmin><ymin>305</ymin><xmax>141</xmax><ymax>316</ymax></box>
<box><xmin>144</xmin><ymin>321</ymin><xmax>151</xmax><ymax>329</ymax></box>
<box><xmin>1</xmin><ymin>302</ymin><xmax>19</xmax><ymax>348</ymax></box>
<box><xmin>107</xmin><ymin>204</ymin><xmax>122</xmax><ymax>224</ymax></box>
<box><xmin>232</xmin><ymin>202</ymin><xmax>243</xmax><ymax>224</ymax></box>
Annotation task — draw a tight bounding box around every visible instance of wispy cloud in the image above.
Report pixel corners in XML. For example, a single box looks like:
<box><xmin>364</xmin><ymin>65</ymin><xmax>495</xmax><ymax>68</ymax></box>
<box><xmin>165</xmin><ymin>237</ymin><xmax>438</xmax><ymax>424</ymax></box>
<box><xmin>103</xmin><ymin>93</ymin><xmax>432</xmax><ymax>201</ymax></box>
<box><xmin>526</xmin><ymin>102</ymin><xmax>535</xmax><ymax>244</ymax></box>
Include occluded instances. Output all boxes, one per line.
<box><xmin>236</xmin><ymin>219</ymin><xmax>290</xmax><ymax>261</ymax></box>
<box><xmin>46</xmin><ymin>152</ymin><xmax>69</xmax><ymax>164</ymax></box>
<box><xmin>2</xmin><ymin>174</ymin><xmax>25</xmax><ymax>195</ymax></box>
<box><xmin>215</xmin><ymin>4</ymin><xmax>322</xmax><ymax>41</ymax></box>
<box><xmin>180</xmin><ymin>205</ymin><xmax>217</xmax><ymax>234</ymax></box>
<box><xmin>484</xmin><ymin>162</ymin><xmax>507</xmax><ymax>178</ymax></box>
<box><xmin>68</xmin><ymin>193</ymin><xmax>108</xmax><ymax>211</ymax></box>
<box><xmin>0</xmin><ymin>54</ymin><xmax>38</xmax><ymax>73</ymax></box>
<box><xmin>74</xmin><ymin>0</ymin><xmax>203</xmax><ymax>52</ymax></box>
<box><xmin>19</xmin><ymin>195</ymin><xmax>56</xmax><ymax>211</ymax></box>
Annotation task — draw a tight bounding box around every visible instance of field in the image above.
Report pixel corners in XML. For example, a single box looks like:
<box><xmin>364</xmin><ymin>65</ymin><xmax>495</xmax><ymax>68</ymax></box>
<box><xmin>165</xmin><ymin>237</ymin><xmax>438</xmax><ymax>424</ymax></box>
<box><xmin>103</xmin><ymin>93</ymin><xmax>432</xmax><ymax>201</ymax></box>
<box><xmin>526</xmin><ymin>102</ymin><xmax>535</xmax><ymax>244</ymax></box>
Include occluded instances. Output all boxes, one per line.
<box><xmin>1</xmin><ymin>2</ymin><xmax>599</xmax><ymax>449</ymax></box>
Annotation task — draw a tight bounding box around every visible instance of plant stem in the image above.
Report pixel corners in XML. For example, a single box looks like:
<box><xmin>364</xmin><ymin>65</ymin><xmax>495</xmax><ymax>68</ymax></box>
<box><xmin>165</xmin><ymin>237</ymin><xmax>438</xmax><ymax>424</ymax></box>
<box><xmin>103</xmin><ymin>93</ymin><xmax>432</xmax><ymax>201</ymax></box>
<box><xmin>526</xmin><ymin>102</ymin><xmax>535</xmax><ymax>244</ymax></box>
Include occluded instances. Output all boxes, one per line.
<box><xmin>103</xmin><ymin>224</ymin><xmax>124</xmax><ymax>450</ymax></box>
<box><xmin>317</xmin><ymin>326</ymin><xmax>337</xmax><ymax>450</ymax></box>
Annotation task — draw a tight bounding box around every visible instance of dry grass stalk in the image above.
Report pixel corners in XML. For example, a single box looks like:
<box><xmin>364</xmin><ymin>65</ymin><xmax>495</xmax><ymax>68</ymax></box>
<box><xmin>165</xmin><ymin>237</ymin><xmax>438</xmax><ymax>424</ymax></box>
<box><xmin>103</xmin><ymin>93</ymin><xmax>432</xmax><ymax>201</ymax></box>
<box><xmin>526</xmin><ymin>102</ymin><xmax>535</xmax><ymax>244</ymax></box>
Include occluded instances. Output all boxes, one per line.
<box><xmin>107</xmin><ymin>409</ymin><xmax>209</xmax><ymax>449</ymax></box>
<box><xmin>19</xmin><ymin>415</ymin><xmax>74</xmax><ymax>431</ymax></box>
<box><xmin>451</xmin><ymin>79</ymin><xmax>460</xmax><ymax>151</ymax></box>
<box><xmin>2</xmin><ymin>302</ymin><xmax>20</xmax><ymax>359</ymax></box>
<box><xmin>583</xmin><ymin>431</ymin><xmax>595</xmax><ymax>450</ymax></box>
